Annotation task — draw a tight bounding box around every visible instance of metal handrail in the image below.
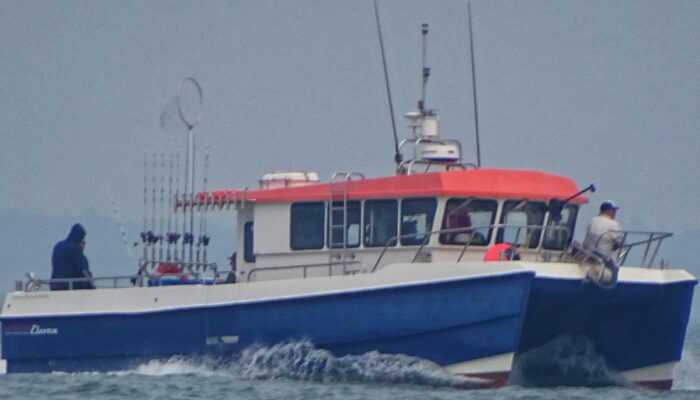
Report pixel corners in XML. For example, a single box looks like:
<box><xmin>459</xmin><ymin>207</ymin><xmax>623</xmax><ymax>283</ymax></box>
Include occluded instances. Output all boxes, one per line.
<box><xmin>24</xmin><ymin>275</ymin><xmax>123</xmax><ymax>291</ymax></box>
<box><xmin>22</xmin><ymin>266</ymin><xmax>224</xmax><ymax>292</ymax></box>
<box><xmin>596</xmin><ymin>230</ymin><xmax>673</xmax><ymax>268</ymax></box>
<box><xmin>247</xmin><ymin>260</ymin><xmax>362</xmax><ymax>281</ymax></box>
<box><xmin>330</xmin><ymin>171</ymin><xmax>366</xmax><ymax>181</ymax></box>
<box><xmin>370</xmin><ymin>223</ymin><xmax>572</xmax><ymax>272</ymax></box>
<box><xmin>453</xmin><ymin>224</ymin><xmax>573</xmax><ymax>262</ymax></box>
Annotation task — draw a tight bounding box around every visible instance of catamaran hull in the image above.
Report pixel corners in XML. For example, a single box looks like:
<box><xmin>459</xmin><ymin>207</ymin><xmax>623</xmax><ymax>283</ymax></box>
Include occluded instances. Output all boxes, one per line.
<box><xmin>517</xmin><ymin>264</ymin><xmax>696</xmax><ymax>389</ymax></box>
<box><xmin>1</xmin><ymin>263</ymin><xmax>533</xmax><ymax>386</ymax></box>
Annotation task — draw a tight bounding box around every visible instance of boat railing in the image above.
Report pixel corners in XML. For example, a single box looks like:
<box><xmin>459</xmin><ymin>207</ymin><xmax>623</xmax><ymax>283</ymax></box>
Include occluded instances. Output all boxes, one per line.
<box><xmin>371</xmin><ymin>224</ymin><xmax>674</xmax><ymax>271</ymax></box>
<box><xmin>597</xmin><ymin>230</ymin><xmax>673</xmax><ymax>268</ymax></box>
<box><xmin>246</xmin><ymin>260</ymin><xmax>362</xmax><ymax>281</ymax></box>
<box><xmin>19</xmin><ymin>262</ymin><xmax>223</xmax><ymax>292</ymax></box>
<box><xmin>20</xmin><ymin>274</ymin><xmax>137</xmax><ymax>292</ymax></box>
<box><xmin>371</xmin><ymin>224</ymin><xmax>572</xmax><ymax>272</ymax></box>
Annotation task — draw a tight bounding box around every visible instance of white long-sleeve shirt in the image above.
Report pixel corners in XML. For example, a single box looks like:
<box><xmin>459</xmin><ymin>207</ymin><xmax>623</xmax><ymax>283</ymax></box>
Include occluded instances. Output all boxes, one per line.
<box><xmin>582</xmin><ymin>215</ymin><xmax>623</xmax><ymax>257</ymax></box>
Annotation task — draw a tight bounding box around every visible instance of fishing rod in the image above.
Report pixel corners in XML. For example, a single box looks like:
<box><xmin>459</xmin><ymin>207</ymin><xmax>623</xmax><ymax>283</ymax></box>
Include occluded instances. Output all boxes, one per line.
<box><xmin>189</xmin><ymin>131</ymin><xmax>196</xmax><ymax>264</ymax></box>
<box><xmin>195</xmin><ymin>142</ymin><xmax>202</xmax><ymax>267</ymax></box>
<box><xmin>563</xmin><ymin>184</ymin><xmax>596</xmax><ymax>204</ymax></box>
<box><xmin>182</xmin><ymin>134</ymin><xmax>190</xmax><ymax>264</ymax></box>
<box><xmin>150</xmin><ymin>152</ymin><xmax>158</xmax><ymax>267</ymax></box>
<box><xmin>158</xmin><ymin>153</ymin><xmax>166</xmax><ymax>263</ymax></box>
<box><xmin>141</xmin><ymin>153</ymin><xmax>149</xmax><ymax>266</ymax></box>
<box><xmin>548</xmin><ymin>184</ymin><xmax>597</xmax><ymax>222</ymax></box>
<box><xmin>166</xmin><ymin>153</ymin><xmax>173</xmax><ymax>261</ymax></box>
<box><xmin>169</xmin><ymin>153</ymin><xmax>182</xmax><ymax>261</ymax></box>
<box><xmin>108</xmin><ymin>189</ymin><xmax>135</xmax><ymax>261</ymax></box>
<box><xmin>372</xmin><ymin>0</ymin><xmax>401</xmax><ymax>170</ymax></box>
<box><xmin>197</xmin><ymin>148</ymin><xmax>211</xmax><ymax>266</ymax></box>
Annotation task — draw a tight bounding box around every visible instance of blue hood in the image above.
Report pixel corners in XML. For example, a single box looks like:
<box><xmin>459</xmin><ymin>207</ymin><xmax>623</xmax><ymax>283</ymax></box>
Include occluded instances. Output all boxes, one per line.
<box><xmin>66</xmin><ymin>223</ymin><xmax>86</xmax><ymax>243</ymax></box>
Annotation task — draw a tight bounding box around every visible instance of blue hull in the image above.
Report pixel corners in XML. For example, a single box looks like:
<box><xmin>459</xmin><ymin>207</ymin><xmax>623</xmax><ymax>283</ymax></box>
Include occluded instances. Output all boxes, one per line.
<box><xmin>2</xmin><ymin>271</ymin><xmax>533</xmax><ymax>374</ymax></box>
<box><xmin>518</xmin><ymin>275</ymin><xmax>696</xmax><ymax>379</ymax></box>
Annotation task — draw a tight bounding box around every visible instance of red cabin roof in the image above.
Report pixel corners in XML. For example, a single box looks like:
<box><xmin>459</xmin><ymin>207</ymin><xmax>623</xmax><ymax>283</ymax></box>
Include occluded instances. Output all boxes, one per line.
<box><xmin>198</xmin><ymin>168</ymin><xmax>588</xmax><ymax>206</ymax></box>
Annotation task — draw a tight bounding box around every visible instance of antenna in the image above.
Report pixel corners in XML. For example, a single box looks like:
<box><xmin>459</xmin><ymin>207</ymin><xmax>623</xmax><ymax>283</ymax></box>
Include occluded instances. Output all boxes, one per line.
<box><xmin>372</xmin><ymin>0</ymin><xmax>401</xmax><ymax>168</ymax></box>
<box><xmin>467</xmin><ymin>1</ymin><xmax>482</xmax><ymax>167</ymax></box>
<box><xmin>420</xmin><ymin>23</ymin><xmax>430</xmax><ymax>112</ymax></box>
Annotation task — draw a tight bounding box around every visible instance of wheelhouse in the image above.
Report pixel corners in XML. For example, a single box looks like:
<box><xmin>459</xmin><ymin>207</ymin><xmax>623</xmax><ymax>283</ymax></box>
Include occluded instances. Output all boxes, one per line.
<box><xmin>200</xmin><ymin>168</ymin><xmax>587</xmax><ymax>281</ymax></box>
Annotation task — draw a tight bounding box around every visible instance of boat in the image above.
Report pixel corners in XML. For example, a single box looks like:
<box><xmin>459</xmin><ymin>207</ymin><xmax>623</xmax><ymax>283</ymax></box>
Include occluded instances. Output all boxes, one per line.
<box><xmin>1</xmin><ymin>20</ymin><xmax>695</xmax><ymax>390</ymax></box>
<box><xmin>0</xmin><ymin>30</ymin><xmax>535</xmax><ymax>385</ymax></box>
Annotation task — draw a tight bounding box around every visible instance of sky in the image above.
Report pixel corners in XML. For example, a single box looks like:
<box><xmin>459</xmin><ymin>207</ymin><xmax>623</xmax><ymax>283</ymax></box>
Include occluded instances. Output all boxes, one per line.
<box><xmin>1</xmin><ymin>0</ymin><xmax>699</xmax><ymax>240</ymax></box>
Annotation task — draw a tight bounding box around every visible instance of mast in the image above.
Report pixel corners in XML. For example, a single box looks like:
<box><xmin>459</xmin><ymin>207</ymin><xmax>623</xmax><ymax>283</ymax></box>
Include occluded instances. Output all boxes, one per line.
<box><xmin>467</xmin><ymin>1</ymin><xmax>482</xmax><ymax>167</ymax></box>
<box><xmin>372</xmin><ymin>0</ymin><xmax>401</xmax><ymax>170</ymax></box>
<box><xmin>419</xmin><ymin>23</ymin><xmax>430</xmax><ymax>113</ymax></box>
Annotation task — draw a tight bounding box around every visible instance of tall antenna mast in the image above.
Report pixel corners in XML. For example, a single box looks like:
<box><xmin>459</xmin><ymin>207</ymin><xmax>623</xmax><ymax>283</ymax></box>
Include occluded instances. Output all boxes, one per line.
<box><xmin>467</xmin><ymin>1</ymin><xmax>482</xmax><ymax>167</ymax></box>
<box><xmin>420</xmin><ymin>23</ymin><xmax>430</xmax><ymax>113</ymax></box>
<box><xmin>372</xmin><ymin>0</ymin><xmax>401</xmax><ymax>168</ymax></box>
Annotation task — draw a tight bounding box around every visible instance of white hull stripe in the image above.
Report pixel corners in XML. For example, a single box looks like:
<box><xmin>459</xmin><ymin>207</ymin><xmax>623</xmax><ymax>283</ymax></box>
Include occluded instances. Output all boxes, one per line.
<box><xmin>445</xmin><ymin>352</ymin><xmax>514</xmax><ymax>375</ymax></box>
<box><xmin>620</xmin><ymin>361</ymin><xmax>676</xmax><ymax>383</ymax></box>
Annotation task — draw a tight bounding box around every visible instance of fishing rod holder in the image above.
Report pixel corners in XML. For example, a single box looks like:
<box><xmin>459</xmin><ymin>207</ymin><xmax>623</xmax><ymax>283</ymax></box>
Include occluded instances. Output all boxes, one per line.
<box><xmin>167</xmin><ymin>232</ymin><xmax>181</xmax><ymax>244</ymax></box>
<box><xmin>198</xmin><ymin>235</ymin><xmax>211</xmax><ymax>246</ymax></box>
<box><xmin>140</xmin><ymin>230</ymin><xmax>160</xmax><ymax>245</ymax></box>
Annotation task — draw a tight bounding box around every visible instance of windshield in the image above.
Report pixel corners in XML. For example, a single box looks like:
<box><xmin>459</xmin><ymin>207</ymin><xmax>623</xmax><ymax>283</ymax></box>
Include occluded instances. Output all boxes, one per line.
<box><xmin>439</xmin><ymin>198</ymin><xmax>497</xmax><ymax>246</ymax></box>
<box><xmin>542</xmin><ymin>204</ymin><xmax>578</xmax><ymax>250</ymax></box>
<box><xmin>497</xmin><ymin>200</ymin><xmax>547</xmax><ymax>248</ymax></box>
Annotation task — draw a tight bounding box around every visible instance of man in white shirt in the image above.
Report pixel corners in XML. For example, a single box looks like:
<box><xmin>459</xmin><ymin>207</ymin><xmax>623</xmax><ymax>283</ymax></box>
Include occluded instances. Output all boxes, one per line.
<box><xmin>582</xmin><ymin>200</ymin><xmax>624</xmax><ymax>257</ymax></box>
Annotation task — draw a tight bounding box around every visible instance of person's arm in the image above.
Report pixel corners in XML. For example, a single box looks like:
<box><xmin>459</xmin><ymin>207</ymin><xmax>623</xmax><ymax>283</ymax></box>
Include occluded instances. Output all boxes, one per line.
<box><xmin>582</xmin><ymin>221</ymin><xmax>595</xmax><ymax>249</ymax></box>
<box><xmin>611</xmin><ymin>220</ymin><xmax>624</xmax><ymax>250</ymax></box>
<box><xmin>80</xmin><ymin>254</ymin><xmax>95</xmax><ymax>289</ymax></box>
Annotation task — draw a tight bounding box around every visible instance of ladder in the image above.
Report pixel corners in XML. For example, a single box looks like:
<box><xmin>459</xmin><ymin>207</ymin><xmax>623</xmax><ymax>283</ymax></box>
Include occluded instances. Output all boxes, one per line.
<box><xmin>328</xmin><ymin>172</ymin><xmax>365</xmax><ymax>273</ymax></box>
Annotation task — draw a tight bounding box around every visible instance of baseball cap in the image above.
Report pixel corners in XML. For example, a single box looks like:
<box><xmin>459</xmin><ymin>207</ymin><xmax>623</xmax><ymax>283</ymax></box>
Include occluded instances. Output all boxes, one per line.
<box><xmin>600</xmin><ymin>200</ymin><xmax>620</xmax><ymax>212</ymax></box>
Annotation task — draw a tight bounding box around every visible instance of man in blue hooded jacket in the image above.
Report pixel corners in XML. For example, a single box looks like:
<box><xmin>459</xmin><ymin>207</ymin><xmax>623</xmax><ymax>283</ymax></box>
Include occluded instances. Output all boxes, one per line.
<box><xmin>50</xmin><ymin>224</ymin><xmax>95</xmax><ymax>290</ymax></box>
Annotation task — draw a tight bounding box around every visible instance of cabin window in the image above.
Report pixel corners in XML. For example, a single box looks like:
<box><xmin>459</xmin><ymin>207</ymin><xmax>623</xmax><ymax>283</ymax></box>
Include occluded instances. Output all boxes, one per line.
<box><xmin>439</xmin><ymin>198</ymin><xmax>497</xmax><ymax>246</ymax></box>
<box><xmin>401</xmin><ymin>198</ymin><xmax>437</xmax><ymax>246</ymax></box>
<box><xmin>543</xmin><ymin>204</ymin><xmax>579</xmax><ymax>250</ymax></box>
<box><xmin>364</xmin><ymin>200</ymin><xmax>398</xmax><ymax>247</ymax></box>
<box><xmin>243</xmin><ymin>222</ymin><xmax>256</xmax><ymax>262</ymax></box>
<box><xmin>497</xmin><ymin>200</ymin><xmax>547</xmax><ymax>248</ymax></box>
<box><xmin>290</xmin><ymin>202</ymin><xmax>325</xmax><ymax>250</ymax></box>
<box><xmin>328</xmin><ymin>201</ymin><xmax>361</xmax><ymax>248</ymax></box>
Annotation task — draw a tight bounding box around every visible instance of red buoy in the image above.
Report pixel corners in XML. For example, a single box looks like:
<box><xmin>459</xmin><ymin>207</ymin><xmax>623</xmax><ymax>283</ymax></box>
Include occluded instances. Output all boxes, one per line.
<box><xmin>483</xmin><ymin>243</ymin><xmax>520</xmax><ymax>261</ymax></box>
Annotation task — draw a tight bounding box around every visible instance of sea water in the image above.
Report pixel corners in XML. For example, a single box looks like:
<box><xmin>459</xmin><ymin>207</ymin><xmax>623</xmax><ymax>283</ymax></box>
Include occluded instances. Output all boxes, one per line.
<box><xmin>1</xmin><ymin>307</ymin><xmax>699</xmax><ymax>399</ymax></box>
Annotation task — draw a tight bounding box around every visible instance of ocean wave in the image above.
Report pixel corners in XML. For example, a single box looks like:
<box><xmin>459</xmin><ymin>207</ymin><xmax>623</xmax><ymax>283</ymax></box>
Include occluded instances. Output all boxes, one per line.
<box><xmin>511</xmin><ymin>333</ymin><xmax>624</xmax><ymax>387</ymax></box>
<box><xmin>116</xmin><ymin>356</ymin><xmax>225</xmax><ymax>377</ymax></box>
<box><xmin>236</xmin><ymin>340</ymin><xmax>484</xmax><ymax>388</ymax></box>
<box><xmin>119</xmin><ymin>340</ymin><xmax>484</xmax><ymax>388</ymax></box>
